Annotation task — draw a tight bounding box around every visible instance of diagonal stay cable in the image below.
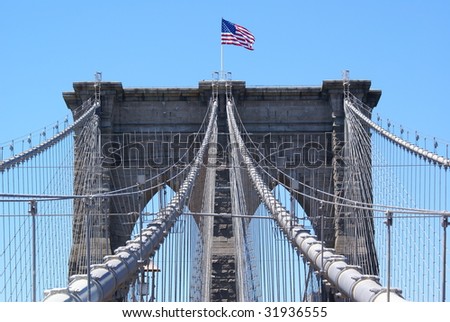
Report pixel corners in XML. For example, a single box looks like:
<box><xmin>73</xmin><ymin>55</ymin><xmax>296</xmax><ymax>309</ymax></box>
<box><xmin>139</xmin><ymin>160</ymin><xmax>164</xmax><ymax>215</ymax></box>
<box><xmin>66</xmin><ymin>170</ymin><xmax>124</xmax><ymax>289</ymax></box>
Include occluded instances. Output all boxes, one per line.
<box><xmin>0</xmin><ymin>98</ymin><xmax>99</xmax><ymax>172</ymax></box>
<box><xmin>346</xmin><ymin>93</ymin><xmax>450</xmax><ymax>168</ymax></box>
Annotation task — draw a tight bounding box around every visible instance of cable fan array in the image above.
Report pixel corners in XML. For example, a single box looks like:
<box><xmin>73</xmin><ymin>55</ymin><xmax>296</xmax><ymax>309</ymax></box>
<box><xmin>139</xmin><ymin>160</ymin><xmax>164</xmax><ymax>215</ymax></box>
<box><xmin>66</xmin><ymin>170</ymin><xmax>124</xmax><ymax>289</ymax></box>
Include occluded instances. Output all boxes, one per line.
<box><xmin>1</xmin><ymin>78</ymin><xmax>448</xmax><ymax>302</ymax></box>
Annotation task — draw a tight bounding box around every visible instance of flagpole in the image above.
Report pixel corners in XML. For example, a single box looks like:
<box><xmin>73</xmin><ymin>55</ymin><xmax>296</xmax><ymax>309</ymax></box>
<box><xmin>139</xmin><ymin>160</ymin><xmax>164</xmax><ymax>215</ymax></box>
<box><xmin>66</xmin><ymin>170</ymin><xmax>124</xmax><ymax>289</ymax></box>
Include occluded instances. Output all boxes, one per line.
<box><xmin>220</xmin><ymin>17</ymin><xmax>224</xmax><ymax>80</ymax></box>
<box><xmin>220</xmin><ymin>44</ymin><xmax>224</xmax><ymax>79</ymax></box>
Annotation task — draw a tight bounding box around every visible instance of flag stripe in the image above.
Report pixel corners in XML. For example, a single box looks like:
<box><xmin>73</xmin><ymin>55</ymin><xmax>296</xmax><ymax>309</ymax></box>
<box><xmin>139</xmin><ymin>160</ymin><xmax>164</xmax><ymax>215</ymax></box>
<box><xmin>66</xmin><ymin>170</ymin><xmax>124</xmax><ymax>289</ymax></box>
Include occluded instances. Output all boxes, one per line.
<box><xmin>221</xmin><ymin>19</ymin><xmax>255</xmax><ymax>51</ymax></box>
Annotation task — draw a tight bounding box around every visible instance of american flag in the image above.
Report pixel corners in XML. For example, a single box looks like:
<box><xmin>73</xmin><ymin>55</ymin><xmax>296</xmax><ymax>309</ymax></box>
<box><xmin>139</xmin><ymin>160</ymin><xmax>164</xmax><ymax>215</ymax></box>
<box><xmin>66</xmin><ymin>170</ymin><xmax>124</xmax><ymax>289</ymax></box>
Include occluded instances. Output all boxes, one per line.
<box><xmin>221</xmin><ymin>19</ymin><xmax>255</xmax><ymax>51</ymax></box>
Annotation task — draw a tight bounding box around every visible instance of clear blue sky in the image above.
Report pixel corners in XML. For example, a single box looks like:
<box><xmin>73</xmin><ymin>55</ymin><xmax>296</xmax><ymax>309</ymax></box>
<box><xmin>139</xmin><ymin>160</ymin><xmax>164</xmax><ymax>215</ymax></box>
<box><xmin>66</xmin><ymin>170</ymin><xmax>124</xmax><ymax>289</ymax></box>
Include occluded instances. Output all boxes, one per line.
<box><xmin>0</xmin><ymin>1</ymin><xmax>449</xmax><ymax>304</ymax></box>
<box><xmin>1</xmin><ymin>0</ymin><xmax>449</xmax><ymax>148</ymax></box>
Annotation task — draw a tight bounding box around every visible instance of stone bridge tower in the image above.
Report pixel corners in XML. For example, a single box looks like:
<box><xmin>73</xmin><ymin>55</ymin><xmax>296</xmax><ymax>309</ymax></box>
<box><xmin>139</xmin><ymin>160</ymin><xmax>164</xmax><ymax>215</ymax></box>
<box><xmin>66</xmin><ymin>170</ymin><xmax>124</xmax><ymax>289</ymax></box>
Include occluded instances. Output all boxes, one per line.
<box><xmin>63</xmin><ymin>79</ymin><xmax>381</xmax><ymax>300</ymax></box>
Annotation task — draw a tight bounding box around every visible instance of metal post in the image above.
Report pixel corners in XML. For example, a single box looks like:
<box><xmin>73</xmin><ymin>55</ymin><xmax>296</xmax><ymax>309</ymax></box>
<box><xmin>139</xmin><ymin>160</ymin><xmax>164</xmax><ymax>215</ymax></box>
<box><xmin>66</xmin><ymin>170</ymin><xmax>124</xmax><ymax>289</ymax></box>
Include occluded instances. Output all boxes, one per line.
<box><xmin>137</xmin><ymin>175</ymin><xmax>145</xmax><ymax>302</ymax></box>
<box><xmin>29</xmin><ymin>200</ymin><xmax>37</xmax><ymax>302</ymax></box>
<box><xmin>94</xmin><ymin>72</ymin><xmax>102</xmax><ymax>104</ymax></box>
<box><xmin>150</xmin><ymin>268</ymin><xmax>156</xmax><ymax>302</ymax></box>
<box><xmin>139</xmin><ymin>194</ymin><xmax>144</xmax><ymax>302</ymax></box>
<box><xmin>139</xmin><ymin>269</ymin><xmax>146</xmax><ymax>302</ymax></box>
<box><xmin>320</xmin><ymin>203</ymin><xmax>326</xmax><ymax>301</ymax></box>
<box><xmin>442</xmin><ymin>215</ymin><xmax>449</xmax><ymax>302</ymax></box>
<box><xmin>343</xmin><ymin>69</ymin><xmax>350</xmax><ymax>99</ymax></box>
<box><xmin>139</xmin><ymin>202</ymin><xmax>144</xmax><ymax>301</ymax></box>
<box><xmin>385</xmin><ymin>211</ymin><xmax>393</xmax><ymax>302</ymax></box>
<box><xmin>85</xmin><ymin>198</ymin><xmax>92</xmax><ymax>302</ymax></box>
